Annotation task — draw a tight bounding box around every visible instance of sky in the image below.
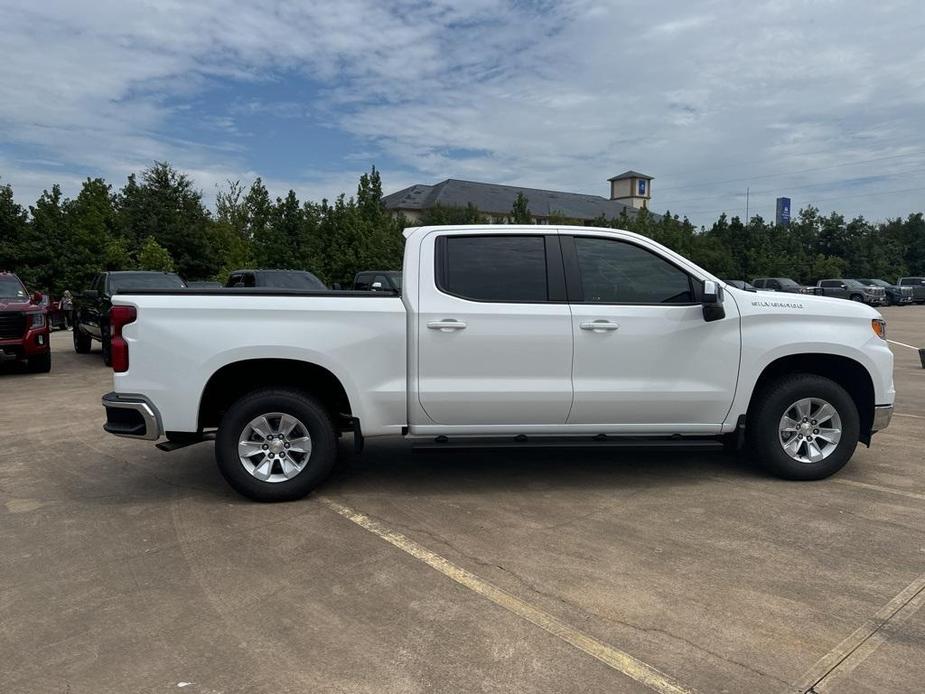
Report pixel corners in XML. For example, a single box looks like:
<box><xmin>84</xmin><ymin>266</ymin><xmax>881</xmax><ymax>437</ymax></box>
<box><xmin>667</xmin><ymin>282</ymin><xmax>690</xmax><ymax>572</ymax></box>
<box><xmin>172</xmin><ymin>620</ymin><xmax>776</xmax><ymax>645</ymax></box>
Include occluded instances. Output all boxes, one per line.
<box><xmin>1</xmin><ymin>0</ymin><xmax>924</xmax><ymax>227</ymax></box>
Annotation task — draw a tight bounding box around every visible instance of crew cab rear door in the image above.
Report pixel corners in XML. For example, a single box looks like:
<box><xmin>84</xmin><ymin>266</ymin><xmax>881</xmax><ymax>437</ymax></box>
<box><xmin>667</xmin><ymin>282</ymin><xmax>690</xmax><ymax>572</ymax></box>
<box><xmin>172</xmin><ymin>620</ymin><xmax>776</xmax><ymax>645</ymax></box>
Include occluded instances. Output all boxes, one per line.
<box><xmin>415</xmin><ymin>231</ymin><xmax>573</xmax><ymax>426</ymax></box>
<box><xmin>562</xmin><ymin>233</ymin><xmax>741</xmax><ymax>431</ymax></box>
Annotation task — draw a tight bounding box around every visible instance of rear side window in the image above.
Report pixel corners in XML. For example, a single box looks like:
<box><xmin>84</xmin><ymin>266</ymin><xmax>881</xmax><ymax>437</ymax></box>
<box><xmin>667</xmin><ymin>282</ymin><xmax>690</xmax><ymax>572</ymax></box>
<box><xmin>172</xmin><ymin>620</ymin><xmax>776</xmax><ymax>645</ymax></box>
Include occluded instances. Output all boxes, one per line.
<box><xmin>439</xmin><ymin>235</ymin><xmax>548</xmax><ymax>302</ymax></box>
<box><xmin>572</xmin><ymin>237</ymin><xmax>693</xmax><ymax>304</ymax></box>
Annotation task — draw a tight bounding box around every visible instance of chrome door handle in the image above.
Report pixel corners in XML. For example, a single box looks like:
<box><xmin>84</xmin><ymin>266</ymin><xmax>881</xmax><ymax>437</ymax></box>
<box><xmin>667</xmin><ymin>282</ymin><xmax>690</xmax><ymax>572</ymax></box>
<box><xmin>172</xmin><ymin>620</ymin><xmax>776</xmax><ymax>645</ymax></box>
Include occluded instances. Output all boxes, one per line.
<box><xmin>579</xmin><ymin>320</ymin><xmax>620</xmax><ymax>332</ymax></box>
<box><xmin>427</xmin><ymin>319</ymin><xmax>467</xmax><ymax>332</ymax></box>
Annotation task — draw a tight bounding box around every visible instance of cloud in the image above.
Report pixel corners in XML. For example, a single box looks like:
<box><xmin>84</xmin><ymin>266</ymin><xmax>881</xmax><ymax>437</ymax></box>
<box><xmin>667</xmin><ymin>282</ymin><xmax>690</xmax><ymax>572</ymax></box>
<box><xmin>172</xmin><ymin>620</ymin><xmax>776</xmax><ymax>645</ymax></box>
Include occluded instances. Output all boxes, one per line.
<box><xmin>0</xmin><ymin>0</ymin><xmax>923</xmax><ymax>225</ymax></box>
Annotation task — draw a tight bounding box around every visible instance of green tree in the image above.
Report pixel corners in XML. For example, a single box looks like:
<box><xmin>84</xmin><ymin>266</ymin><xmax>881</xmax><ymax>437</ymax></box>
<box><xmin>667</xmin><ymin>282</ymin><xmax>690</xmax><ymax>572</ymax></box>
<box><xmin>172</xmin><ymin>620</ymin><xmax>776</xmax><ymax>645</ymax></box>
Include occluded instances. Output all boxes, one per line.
<box><xmin>137</xmin><ymin>235</ymin><xmax>175</xmax><ymax>271</ymax></box>
<box><xmin>117</xmin><ymin>162</ymin><xmax>217</xmax><ymax>280</ymax></box>
<box><xmin>511</xmin><ymin>192</ymin><xmax>531</xmax><ymax>223</ymax></box>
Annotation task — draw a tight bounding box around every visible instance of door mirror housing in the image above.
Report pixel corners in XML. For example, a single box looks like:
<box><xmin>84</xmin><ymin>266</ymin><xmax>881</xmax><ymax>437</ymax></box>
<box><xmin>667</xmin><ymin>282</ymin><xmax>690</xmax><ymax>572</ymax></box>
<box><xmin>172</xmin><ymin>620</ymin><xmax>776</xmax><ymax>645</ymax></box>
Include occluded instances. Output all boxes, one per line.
<box><xmin>31</xmin><ymin>291</ymin><xmax>44</xmax><ymax>304</ymax></box>
<box><xmin>371</xmin><ymin>281</ymin><xmax>383</xmax><ymax>290</ymax></box>
<box><xmin>702</xmin><ymin>280</ymin><xmax>725</xmax><ymax>322</ymax></box>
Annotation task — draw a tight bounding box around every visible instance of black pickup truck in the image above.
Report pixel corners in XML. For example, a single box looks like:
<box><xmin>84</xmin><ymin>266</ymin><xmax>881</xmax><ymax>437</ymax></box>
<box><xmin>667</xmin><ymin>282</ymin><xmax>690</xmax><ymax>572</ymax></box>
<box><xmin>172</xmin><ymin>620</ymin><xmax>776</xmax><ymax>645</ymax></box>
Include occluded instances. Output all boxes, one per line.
<box><xmin>73</xmin><ymin>271</ymin><xmax>186</xmax><ymax>364</ymax></box>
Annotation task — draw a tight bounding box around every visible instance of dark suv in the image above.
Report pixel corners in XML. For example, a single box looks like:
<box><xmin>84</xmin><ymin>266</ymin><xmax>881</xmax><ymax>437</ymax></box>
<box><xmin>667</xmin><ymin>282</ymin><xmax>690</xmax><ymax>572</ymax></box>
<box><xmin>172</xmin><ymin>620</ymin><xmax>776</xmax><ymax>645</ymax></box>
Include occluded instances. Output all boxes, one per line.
<box><xmin>0</xmin><ymin>272</ymin><xmax>51</xmax><ymax>372</ymax></box>
<box><xmin>73</xmin><ymin>271</ymin><xmax>187</xmax><ymax>365</ymax></box>
<box><xmin>225</xmin><ymin>270</ymin><xmax>326</xmax><ymax>290</ymax></box>
<box><xmin>898</xmin><ymin>277</ymin><xmax>925</xmax><ymax>304</ymax></box>
<box><xmin>751</xmin><ymin>277</ymin><xmax>821</xmax><ymax>295</ymax></box>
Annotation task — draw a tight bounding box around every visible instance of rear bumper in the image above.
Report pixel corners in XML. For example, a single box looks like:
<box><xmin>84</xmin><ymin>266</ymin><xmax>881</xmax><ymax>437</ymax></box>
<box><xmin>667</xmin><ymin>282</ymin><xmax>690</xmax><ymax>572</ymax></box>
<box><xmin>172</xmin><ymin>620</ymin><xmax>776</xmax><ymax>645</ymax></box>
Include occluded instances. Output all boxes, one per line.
<box><xmin>102</xmin><ymin>392</ymin><xmax>162</xmax><ymax>440</ymax></box>
<box><xmin>871</xmin><ymin>404</ymin><xmax>893</xmax><ymax>433</ymax></box>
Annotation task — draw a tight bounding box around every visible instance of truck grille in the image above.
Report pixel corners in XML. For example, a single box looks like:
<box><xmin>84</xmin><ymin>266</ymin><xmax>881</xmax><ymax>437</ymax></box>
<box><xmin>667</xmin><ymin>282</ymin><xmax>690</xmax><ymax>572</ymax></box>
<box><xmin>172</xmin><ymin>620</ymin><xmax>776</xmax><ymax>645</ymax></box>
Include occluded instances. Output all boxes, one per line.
<box><xmin>902</xmin><ymin>287</ymin><xmax>913</xmax><ymax>297</ymax></box>
<box><xmin>0</xmin><ymin>312</ymin><xmax>26</xmax><ymax>339</ymax></box>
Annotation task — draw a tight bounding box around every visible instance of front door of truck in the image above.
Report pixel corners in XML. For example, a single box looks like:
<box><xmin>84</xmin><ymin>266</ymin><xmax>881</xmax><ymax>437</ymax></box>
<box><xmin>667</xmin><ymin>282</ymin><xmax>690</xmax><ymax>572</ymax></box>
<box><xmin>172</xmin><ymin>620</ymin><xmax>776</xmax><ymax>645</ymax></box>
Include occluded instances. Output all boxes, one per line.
<box><xmin>562</xmin><ymin>234</ymin><xmax>741</xmax><ymax>430</ymax></box>
<box><xmin>416</xmin><ymin>232</ymin><xmax>574</xmax><ymax>426</ymax></box>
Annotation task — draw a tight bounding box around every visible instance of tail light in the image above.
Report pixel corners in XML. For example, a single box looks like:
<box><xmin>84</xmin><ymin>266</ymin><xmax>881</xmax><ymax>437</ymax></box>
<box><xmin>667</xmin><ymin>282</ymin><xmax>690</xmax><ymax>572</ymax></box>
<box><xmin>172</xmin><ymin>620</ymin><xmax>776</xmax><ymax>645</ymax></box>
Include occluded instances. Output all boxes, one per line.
<box><xmin>109</xmin><ymin>305</ymin><xmax>137</xmax><ymax>373</ymax></box>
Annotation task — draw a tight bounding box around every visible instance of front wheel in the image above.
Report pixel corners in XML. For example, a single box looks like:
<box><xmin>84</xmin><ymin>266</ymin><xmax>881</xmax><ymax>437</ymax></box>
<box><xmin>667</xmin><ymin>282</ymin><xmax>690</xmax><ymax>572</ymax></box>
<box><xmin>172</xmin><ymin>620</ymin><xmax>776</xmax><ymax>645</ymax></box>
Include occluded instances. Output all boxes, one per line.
<box><xmin>73</xmin><ymin>322</ymin><xmax>92</xmax><ymax>353</ymax></box>
<box><xmin>215</xmin><ymin>388</ymin><xmax>337</xmax><ymax>501</ymax></box>
<box><xmin>747</xmin><ymin>374</ymin><xmax>859</xmax><ymax>480</ymax></box>
<box><xmin>27</xmin><ymin>352</ymin><xmax>51</xmax><ymax>373</ymax></box>
<box><xmin>849</xmin><ymin>294</ymin><xmax>863</xmax><ymax>302</ymax></box>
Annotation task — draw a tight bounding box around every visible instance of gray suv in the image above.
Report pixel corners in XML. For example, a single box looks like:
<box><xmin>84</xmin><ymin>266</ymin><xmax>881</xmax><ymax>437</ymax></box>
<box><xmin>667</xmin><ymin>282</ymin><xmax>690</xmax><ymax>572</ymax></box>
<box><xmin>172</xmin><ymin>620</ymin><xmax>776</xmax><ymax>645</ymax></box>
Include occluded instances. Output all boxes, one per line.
<box><xmin>816</xmin><ymin>279</ymin><xmax>887</xmax><ymax>305</ymax></box>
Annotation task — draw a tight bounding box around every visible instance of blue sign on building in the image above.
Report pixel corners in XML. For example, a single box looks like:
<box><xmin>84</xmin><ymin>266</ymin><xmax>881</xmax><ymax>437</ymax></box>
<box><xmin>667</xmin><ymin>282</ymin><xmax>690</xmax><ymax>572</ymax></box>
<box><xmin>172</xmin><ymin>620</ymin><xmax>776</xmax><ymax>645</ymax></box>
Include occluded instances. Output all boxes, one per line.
<box><xmin>638</xmin><ymin>179</ymin><xmax>647</xmax><ymax>196</ymax></box>
<box><xmin>776</xmin><ymin>197</ymin><xmax>791</xmax><ymax>226</ymax></box>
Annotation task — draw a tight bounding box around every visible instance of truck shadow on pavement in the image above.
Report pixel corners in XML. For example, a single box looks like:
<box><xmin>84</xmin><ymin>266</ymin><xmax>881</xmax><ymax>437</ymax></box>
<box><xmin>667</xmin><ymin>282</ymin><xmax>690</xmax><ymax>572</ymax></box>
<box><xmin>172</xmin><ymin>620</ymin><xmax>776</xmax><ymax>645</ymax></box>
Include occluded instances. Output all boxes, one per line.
<box><xmin>322</xmin><ymin>440</ymin><xmax>769</xmax><ymax>498</ymax></box>
<box><xmin>92</xmin><ymin>440</ymin><xmax>770</xmax><ymax>505</ymax></box>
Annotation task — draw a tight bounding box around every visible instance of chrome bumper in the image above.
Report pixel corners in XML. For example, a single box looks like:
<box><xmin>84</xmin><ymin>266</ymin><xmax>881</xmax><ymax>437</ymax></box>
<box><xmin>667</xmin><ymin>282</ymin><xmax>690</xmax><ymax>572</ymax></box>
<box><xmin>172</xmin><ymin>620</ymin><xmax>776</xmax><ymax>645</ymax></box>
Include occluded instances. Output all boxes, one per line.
<box><xmin>102</xmin><ymin>392</ymin><xmax>162</xmax><ymax>440</ymax></box>
<box><xmin>871</xmin><ymin>405</ymin><xmax>893</xmax><ymax>433</ymax></box>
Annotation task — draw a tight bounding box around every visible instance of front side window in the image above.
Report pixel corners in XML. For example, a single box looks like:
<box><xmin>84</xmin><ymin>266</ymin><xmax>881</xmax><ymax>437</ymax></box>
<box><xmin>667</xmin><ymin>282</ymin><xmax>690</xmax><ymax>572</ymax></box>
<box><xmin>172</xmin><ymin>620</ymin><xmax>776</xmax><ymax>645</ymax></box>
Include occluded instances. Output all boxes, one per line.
<box><xmin>572</xmin><ymin>237</ymin><xmax>693</xmax><ymax>304</ymax></box>
<box><xmin>440</xmin><ymin>235</ymin><xmax>548</xmax><ymax>302</ymax></box>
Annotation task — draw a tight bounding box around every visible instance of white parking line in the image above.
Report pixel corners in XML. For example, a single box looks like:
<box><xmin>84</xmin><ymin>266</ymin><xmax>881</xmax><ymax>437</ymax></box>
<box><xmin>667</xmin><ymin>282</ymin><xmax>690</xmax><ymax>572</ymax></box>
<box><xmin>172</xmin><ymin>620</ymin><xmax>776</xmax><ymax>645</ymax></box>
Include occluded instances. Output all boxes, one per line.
<box><xmin>791</xmin><ymin>573</ymin><xmax>925</xmax><ymax>693</ymax></box>
<box><xmin>320</xmin><ymin>497</ymin><xmax>694</xmax><ymax>694</ymax></box>
<box><xmin>834</xmin><ymin>479</ymin><xmax>925</xmax><ymax>502</ymax></box>
<box><xmin>887</xmin><ymin>339</ymin><xmax>919</xmax><ymax>350</ymax></box>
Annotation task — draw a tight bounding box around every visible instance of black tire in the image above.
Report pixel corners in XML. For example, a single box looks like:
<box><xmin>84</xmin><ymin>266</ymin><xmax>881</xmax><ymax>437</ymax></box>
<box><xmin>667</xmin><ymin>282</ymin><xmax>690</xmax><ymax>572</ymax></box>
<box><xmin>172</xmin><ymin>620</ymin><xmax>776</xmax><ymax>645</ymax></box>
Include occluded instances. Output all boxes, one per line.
<box><xmin>215</xmin><ymin>388</ymin><xmax>337</xmax><ymax>501</ymax></box>
<box><xmin>73</xmin><ymin>323</ymin><xmax>92</xmax><ymax>353</ymax></box>
<box><xmin>747</xmin><ymin>374</ymin><xmax>859</xmax><ymax>480</ymax></box>
<box><xmin>27</xmin><ymin>352</ymin><xmax>51</xmax><ymax>373</ymax></box>
<box><xmin>849</xmin><ymin>294</ymin><xmax>863</xmax><ymax>302</ymax></box>
<box><xmin>101</xmin><ymin>325</ymin><xmax>112</xmax><ymax>366</ymax></box>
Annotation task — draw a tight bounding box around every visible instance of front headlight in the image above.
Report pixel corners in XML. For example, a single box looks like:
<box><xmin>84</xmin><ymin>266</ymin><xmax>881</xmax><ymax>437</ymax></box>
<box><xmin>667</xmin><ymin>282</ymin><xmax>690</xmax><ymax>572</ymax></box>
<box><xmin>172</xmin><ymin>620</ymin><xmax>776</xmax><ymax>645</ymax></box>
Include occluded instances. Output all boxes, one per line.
<box><xmin>28</xmin><ymin>312</ymin><xmax>46</xmax><ymax>328</ymax></box>
<box><xmin>871</xmin><ymin>319</ymin><xmax>886</xmax><ymax>340</ymax></box>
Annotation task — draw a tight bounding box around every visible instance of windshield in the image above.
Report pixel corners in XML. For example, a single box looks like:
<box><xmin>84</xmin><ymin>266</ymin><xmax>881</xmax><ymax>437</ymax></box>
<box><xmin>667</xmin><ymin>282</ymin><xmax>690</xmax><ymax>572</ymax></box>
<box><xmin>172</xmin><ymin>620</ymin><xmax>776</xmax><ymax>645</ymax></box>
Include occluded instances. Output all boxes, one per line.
<box><xmin>110</xmin><ymin>273</ymin><xmax>186</xmax><ymax>292</ymax></box>
<box><xmin>0</xmin><ymin>276</ymin><xmax>28</xmax><ymax>300</ymax></box>
<box><xmin>843</xmin><ymin>279</ymin><xmax>865</xmax><ymax>288</ymax></box>
<box><xmin>777</xmin><ymin>278</ymin><xmax>800</xmax><ymax>288</ymax></box>
<box><xmin>259</xmin><ymin>271</ymin><xmax>326</xmax><ymax>290</ymax></box>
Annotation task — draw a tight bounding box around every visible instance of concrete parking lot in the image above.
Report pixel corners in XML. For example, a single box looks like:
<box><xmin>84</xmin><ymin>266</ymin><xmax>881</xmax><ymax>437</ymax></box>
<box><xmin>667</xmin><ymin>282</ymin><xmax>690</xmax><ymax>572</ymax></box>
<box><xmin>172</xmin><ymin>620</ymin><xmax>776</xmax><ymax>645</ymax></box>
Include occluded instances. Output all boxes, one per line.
<box><xmin>1</xmin><ymin>308</ymin><xmax>923</xmax><ymax>694</ymax></box>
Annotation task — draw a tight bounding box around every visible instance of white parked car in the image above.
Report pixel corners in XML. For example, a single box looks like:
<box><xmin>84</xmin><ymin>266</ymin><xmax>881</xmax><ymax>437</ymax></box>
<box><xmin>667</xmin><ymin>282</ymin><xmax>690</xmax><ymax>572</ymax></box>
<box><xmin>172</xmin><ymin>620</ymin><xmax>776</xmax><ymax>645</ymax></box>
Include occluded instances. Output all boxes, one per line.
<box><xmin>102</xmin><ymin>225</ymin><xmax>895</xmax><ymax>501</ymax></box>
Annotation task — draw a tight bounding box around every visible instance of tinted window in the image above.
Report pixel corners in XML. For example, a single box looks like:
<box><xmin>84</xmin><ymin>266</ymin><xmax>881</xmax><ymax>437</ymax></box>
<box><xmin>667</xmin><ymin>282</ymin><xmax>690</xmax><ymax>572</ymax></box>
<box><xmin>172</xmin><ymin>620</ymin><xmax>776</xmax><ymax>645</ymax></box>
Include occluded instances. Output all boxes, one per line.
<box><xmin>354</xmin><ymin>274</ymin><xmax>372</xmax><ymax>291</ymax></box>
<box><xmin>777</xmin><ymin>278</ymin><xmax>800</xmax><ymax>289</ymax></box>
<box><xmin>442</xmin><ymin>235</ymin><xmax>548</xmax><ymax>302</ymax></box>
<box><xmin>257</xmin><ymin>271</ymin><xmax>325</xmax><ymax>290</ymax></box>
<box><xmin>573</xmin><ymin>237</ymin><xmax>692</xmax><ymax>303</ymax></box>
<box><xmin>109</xmin><ymin>273</ymin><xmax>186</xmax><ymax>292</ymax></box>
<box><xmin>0</xmin><ymin>276</ymin><xmax>28</xmax><ymax>299</ymax></box>
<box><xmin>820</xmin><ymin>280</ymin><xmax>838</xmax><ymax>287</ymax></box>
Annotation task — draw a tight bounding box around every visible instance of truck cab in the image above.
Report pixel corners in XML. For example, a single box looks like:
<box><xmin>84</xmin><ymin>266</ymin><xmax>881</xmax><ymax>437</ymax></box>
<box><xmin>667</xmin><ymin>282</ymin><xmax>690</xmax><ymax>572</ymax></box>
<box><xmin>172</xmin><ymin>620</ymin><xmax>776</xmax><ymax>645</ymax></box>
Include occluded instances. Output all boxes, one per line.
<box><xmin>0</xmin><ymin>272</ymin><xmax>51</xmax><ymax>372</ymax></box>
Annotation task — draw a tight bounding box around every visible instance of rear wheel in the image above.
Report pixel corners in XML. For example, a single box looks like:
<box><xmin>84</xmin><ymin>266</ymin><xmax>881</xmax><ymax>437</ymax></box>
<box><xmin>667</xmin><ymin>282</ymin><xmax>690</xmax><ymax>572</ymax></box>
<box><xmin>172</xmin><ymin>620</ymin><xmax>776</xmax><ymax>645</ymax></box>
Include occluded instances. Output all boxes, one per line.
<box><xmin>215</xmin><ymin>388</ymin><xmax>337</xmax><ymax>501</ymax></box>
<box><xmin>73</xmin><ymin>323</ymin><xmax>92</xmax><ymax>353</ymax></box>
<box><xmin>27</xmin><ymin>352</ymin><xmax>51</xmax><ymax>373</ymax></box>
<box><xmin>747</xmin><ymin>374</ymin><xmax>859</xmax><ymax>480</ymax></box>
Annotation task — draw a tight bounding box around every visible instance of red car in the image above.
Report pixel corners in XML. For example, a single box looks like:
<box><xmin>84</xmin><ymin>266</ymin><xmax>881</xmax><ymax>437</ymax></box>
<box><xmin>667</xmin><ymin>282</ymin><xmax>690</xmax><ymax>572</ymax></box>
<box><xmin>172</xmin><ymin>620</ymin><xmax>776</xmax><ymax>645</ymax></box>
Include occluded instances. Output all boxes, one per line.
<box><xmin>0</xmin><ymin>272</ymin><xmax>51</xmax><ymax>372</ymax></box>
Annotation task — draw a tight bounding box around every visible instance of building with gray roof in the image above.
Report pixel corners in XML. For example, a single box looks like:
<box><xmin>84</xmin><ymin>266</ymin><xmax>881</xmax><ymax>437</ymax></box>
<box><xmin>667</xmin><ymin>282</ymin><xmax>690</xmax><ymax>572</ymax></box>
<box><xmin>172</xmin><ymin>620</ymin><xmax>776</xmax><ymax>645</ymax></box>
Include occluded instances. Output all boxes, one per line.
<box><xmin>383</xmin><ymin>171</ymin><xmax>655</xmax><ymax>224</ymax></box>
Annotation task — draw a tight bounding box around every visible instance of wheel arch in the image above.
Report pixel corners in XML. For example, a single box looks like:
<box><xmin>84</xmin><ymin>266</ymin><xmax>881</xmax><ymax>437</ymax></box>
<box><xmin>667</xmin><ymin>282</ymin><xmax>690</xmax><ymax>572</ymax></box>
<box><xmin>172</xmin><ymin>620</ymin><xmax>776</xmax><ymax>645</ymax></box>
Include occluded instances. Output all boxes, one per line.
<box><xmin>747</xmin><ymin>353</ymin><xmax>875</xmax><ymax>444</ymax></box>
<box><xmin>198</xmin><ymin>358</ymin><xmax>354</xmax><ymax>432</ymax></box>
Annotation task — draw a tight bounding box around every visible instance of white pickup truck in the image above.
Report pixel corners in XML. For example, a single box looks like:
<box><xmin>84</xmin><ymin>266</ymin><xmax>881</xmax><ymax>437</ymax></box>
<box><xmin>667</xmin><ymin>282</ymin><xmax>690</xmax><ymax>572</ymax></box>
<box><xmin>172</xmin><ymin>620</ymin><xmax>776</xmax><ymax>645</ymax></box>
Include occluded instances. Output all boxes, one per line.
<box><xmin>102</xmin><ymin>225</ymin><xmax>894</xmax><ymax>501</ymax></box>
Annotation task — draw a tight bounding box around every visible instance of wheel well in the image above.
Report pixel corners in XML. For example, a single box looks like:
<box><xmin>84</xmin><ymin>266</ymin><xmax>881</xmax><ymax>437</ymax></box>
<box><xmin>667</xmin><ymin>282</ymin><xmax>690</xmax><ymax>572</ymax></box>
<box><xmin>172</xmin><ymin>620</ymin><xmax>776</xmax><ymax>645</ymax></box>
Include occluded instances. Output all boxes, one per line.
<box><xmin>749</xmin><ymin>354</ymin><xmax>875</xmax><ymax>444</ymax></box>
<box><xmin>198</xmin><ymin>359</ymin><xmax>352</xmax><ymax>430</ymax></box>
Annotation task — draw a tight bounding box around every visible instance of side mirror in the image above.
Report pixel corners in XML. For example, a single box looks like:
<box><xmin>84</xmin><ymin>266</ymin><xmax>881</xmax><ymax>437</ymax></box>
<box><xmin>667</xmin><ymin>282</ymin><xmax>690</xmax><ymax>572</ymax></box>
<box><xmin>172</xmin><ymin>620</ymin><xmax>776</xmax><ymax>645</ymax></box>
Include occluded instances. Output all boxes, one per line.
<box><xmin>371</xmin><ymin>281</ymin><xmax>383</xmax><ymax>290</ymax></box>
<box><xmin>702</xmin><ymin>280</ymin><xmax>725</xmax><ymax>322</ymax></box>
<box><xmin>331</xmin><ymin>282</ymin><xmax>342</xmax><ymax>290</ymax></box>
<box><xmin>840</xmin><ymin>283</ymin><xmax>848</xmax><ymax>289</ymax></box>
<box><xmin>31</xmin><ymin>291</ymin><xmax>44</xmax><ymax>304</ymax></box>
